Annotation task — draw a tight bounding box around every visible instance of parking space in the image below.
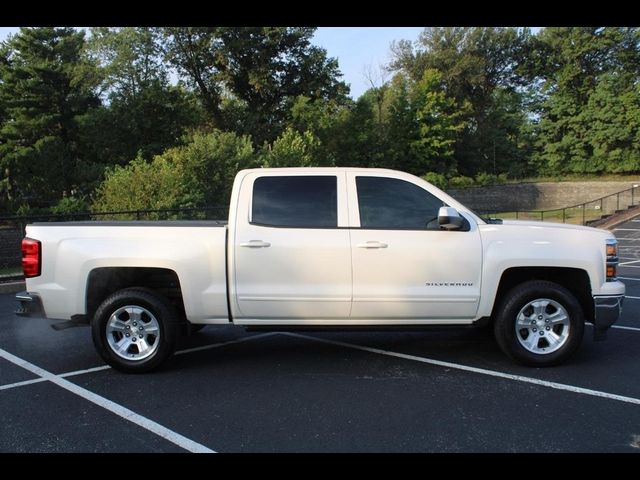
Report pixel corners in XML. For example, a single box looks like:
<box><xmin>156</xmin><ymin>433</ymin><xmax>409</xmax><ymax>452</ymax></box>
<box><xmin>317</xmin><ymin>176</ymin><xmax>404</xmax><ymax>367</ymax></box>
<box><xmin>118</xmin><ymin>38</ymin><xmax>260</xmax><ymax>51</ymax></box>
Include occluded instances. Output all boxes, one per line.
<box><xmin>2</xmin><ymin>218</ymin><xmax>640</xmax><ymax>452</ymax></box>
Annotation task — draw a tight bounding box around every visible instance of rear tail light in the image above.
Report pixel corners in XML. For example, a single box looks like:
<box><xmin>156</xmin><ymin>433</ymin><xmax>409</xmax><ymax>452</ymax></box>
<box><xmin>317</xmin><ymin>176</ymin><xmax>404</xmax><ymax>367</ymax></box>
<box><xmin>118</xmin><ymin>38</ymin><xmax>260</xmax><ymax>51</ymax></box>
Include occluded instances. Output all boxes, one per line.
<box><xmin>22</xmin><ymin>238</ymin><xmax>41</xmax><ymax>278</ymax></box>
<box><xmin>606</xmin><ymin>238</ymin><xmax>618</xmax><ymax>282</ymax></box>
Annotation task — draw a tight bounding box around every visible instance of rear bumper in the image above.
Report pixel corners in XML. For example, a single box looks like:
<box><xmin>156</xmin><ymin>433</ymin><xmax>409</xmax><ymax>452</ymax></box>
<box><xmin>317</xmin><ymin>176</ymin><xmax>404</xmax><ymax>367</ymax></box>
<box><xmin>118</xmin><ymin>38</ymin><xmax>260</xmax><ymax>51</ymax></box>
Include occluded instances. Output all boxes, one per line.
<box><xmin>15</xmin><ymin>291</ymin><xmax>46</xmax><ymax>318</ymax></box>
<box><xmin>593</xmin><ymin>294</ymin><xmax>624</xmax><ymax>331</ymax></box>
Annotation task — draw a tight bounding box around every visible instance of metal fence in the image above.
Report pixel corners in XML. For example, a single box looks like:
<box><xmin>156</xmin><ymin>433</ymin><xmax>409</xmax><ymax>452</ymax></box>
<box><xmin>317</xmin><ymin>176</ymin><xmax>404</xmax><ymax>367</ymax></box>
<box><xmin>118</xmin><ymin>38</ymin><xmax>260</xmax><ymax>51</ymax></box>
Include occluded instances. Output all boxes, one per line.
<box><xmin>0</xmin><ymin>206</ymin><xmax>229</xmax><ymax>273</ymax></box>
<box><xmin>478</xmin><ymin>184</ymin><xmax>640</xmax><ymax>226</ymax></box>
<box><xmin>3</xmin><ymin>184</ymin><xmax>640</xmax><ymax>273</ymax></box>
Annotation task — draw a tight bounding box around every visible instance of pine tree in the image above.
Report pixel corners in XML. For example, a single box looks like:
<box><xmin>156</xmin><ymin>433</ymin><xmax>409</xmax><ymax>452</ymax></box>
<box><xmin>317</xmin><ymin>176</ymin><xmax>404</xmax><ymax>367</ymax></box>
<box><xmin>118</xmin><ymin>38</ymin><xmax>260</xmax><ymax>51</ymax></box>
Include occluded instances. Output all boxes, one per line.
<box><xmin>0</xmin><ymin>27</ymin><xmax>100</xmax><ymax>208</ymax></box>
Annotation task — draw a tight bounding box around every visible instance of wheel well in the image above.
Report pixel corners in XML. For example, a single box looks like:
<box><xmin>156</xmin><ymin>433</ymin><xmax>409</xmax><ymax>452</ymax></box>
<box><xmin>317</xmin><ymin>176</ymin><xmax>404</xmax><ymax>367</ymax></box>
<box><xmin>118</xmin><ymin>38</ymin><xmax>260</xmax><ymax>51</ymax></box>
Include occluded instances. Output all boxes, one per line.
<box><xmin>86</xmin><ymin>267</ymin><xmax>185</xmax><ymax>322</ymax></box>
<box><xmin>492</xmin><ymin>267</ymin><xmax>593</xmax><ymax>323</ymax></box>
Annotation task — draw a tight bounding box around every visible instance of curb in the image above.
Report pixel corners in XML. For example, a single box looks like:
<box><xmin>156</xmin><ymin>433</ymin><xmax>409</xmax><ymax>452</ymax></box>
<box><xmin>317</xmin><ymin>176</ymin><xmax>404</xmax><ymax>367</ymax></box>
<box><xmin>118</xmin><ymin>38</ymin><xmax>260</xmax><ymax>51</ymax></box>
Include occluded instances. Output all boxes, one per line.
<box><xmin>0</xmin><ymin>281</ymin><xmax>25</xmax><ymax>294</ymax></box>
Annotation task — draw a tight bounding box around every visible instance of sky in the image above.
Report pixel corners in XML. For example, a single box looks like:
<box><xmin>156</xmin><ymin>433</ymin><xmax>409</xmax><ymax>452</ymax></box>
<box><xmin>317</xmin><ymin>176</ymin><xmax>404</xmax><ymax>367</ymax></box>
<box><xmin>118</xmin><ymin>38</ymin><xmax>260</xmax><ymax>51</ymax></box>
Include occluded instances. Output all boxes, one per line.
<box><xmin>312</xmin><ymin>27</ymin><xmax>424</xmax><ymax>98</ymax></box>
<box><xmin>0</xmin><ymin>26</ymin><xmax>424</xmax><ymax>99</ymax></box>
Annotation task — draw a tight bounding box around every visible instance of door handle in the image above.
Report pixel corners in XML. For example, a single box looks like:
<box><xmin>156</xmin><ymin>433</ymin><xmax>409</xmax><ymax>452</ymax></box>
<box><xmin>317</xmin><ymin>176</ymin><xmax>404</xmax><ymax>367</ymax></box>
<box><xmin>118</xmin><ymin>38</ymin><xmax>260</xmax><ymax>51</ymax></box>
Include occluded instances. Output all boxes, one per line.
<box><xmin>356</xmin><ymin>241</ymin><xmax>388</xmax><ymax>249</ymax></box>
<box><xmin>240</xmin><ymin>240</ymin><xmax>271</xmax><ymax>248</ymax></box>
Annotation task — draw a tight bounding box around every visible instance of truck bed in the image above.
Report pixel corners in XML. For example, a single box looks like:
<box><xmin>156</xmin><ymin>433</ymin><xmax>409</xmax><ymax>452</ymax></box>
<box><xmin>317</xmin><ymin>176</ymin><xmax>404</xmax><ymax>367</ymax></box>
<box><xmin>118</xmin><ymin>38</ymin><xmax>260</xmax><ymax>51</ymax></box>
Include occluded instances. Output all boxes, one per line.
<box><xmin>24</xmin><ymin>222</ymin><xmax>229</xmax><ymax>322</ymax></box>
<box><xmin>32</xmin><ymin>220</ymin><xmax>228</xmax><ymax>227</ymax></box>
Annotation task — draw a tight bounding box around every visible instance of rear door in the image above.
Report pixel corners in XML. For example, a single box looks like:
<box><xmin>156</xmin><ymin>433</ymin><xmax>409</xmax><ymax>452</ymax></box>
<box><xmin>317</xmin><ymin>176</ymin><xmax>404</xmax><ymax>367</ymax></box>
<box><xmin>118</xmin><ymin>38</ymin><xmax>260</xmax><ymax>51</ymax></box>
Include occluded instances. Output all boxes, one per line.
<box><xmin>232</xmin><ymin>172</ymin><xmax>352</xmax><ymax>321</ymax></box>
<box><xmin>348</xmin><ymin>172</ymin><xmax>482</xmax><ymax>321</ymax></box>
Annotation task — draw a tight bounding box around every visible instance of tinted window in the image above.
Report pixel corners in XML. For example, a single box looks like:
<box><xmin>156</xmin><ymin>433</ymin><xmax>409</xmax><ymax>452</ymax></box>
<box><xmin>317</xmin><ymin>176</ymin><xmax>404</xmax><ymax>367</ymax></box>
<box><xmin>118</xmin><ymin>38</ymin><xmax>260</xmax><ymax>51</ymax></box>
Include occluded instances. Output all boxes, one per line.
<box><xmin>252</xmin><ymin>176</ymin><xmax>337</xmax><ymax>228</ymax></box>
<box><xmin>356</xmin><ymin>176</ymin><xmax>443</xmax><ymax>229</ymax></box>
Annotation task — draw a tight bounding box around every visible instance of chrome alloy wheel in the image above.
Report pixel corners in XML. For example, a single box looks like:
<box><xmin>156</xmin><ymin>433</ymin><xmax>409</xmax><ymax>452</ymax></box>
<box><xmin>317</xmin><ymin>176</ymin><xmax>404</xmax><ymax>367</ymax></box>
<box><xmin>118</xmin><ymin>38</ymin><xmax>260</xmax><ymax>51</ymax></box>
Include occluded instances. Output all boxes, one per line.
<box><xmin>515</xmin><ymin>298</ymin><xmax>570</xmax><ymax>355</ymax></box>
<box><xmin>106</xmin><ymin>305</ymin><xmax>160</xmax><ymax>361</ymax></box>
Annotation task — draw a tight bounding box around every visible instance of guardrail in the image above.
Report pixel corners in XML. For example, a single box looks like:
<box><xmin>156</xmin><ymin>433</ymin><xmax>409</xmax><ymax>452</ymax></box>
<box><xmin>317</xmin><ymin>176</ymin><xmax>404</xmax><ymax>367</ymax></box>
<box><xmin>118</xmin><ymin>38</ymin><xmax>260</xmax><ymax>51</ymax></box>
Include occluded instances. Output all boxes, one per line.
<box><xmin>479</xmin><ymin>184</ymin><xmax>640</xmax><ymax>226</ymax></box>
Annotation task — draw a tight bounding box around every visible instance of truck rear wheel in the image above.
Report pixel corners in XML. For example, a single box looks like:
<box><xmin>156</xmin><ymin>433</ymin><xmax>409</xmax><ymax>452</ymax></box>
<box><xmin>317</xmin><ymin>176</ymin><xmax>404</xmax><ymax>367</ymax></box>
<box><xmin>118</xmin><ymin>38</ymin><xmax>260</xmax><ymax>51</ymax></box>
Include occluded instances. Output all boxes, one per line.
<box><xmin>494</xmin><ymin>280</ymin><xmax>585</xmax><ymax>367</ymax></box>
<box><xmin>91</xmin><ymin>288</ymin><xmax>178</xmax><ymax>373</ymax></box>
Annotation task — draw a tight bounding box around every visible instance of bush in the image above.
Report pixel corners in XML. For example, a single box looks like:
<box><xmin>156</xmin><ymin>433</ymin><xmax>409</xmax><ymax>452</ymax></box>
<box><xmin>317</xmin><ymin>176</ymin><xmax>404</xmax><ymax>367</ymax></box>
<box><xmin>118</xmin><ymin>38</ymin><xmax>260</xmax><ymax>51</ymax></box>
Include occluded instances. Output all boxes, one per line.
<box><xmin>448</xmin><ymin>175</ymin><xmax>475</xmax><ymax>188</ymax></box>
<box><xmin>260</xmin><ymin>128</ymin><xmax>321</xmax><ymax>168</ymax></box>
<box><xmin>51</xmin><ymin>196</ymin><xmax>90</xmax><ymax>215</ymax></box>
<box><xmin>92</xmin><ymin>130</ymin><xmax>258</xmax><ymax>217</ymax></box>
<box><xmin>475</xmin><ymin>172</ymin><xmax>508</xmax><ymax>186</ymax></box>
<box><xmin>421</xmin><ymin>172</ymin><xmax>448</xmax><ymax>190</ymax></box>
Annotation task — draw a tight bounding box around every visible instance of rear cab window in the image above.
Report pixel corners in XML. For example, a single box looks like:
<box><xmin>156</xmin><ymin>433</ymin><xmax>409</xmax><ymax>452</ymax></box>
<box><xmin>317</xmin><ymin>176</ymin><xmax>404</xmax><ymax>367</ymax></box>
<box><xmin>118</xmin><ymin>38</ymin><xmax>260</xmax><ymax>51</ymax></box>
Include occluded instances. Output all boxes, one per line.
<box><xmin>252</xmin><ymin>176</ymin><xmax>337</xmax><ymax>228</ymax></box>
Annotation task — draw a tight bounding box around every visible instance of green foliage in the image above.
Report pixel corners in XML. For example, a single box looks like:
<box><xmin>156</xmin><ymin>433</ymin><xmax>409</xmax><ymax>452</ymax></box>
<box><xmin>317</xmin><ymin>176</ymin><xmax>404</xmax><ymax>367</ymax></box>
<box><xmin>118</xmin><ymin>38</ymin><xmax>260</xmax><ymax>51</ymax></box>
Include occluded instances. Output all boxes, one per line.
<box><xmin>261</xmin><ymin>128</ymin><xmax>322</xmax><ymax>168</ymax></box>
<box><xmin>583</xmin><ymin>73</ymin><xmax>640</xmax><ymax>172</ymax></box>
<box><xmin>448</xmin><ymin>176</ymin><xmax>475</xmax><ymax>188</ymax></box>
<box><xmin>0</xmin><ymin>28</ymin><xmax>101</xmax><ymax>207</ymax></box>
<box><xmin>475</xmin><ymin>172</ymin><xmax>507</xmax><ymax>186</ymax></box>
<box><xmin>92</xmin><ymin>131</ymin><xmax>257</xmax><ymax>215</ymax></box>
<box><xmin>4</xmin><ymin>26</ymin><xmax>640</xmax><ymax>216</ymax></box>
<box><xmin>390</xmin><ymin>27</ymin><xmax>535</xmax><ymax>177</ymax></box>
<box><xmin>83</xmin><ymin>28</ymin><xmax>203</xmax><ymax>167</ymax></box>
<box><xmin>421</xmin><ymin>172</ymin><xmax>448</xmax><ymax>190</ymax></box>
<box><xmin>51</xmin><ymin>196</ymin><xmax>90</xmax><ymax>214</ymax></box>
<box><xmin>161</xmin><ymin>27</ymin><xmax>349</xmax><ymax>144</ymax></box>
<box><xmin>533</xmin><ymin>27</ymin><xmax>640</xmax><ymax>174</ymax></box>
<box><xmin>92</xmin><ymin>152</ymin><xmax>200</xmax><ymax>216</ymax></box>
<box><xmin>410</xmin><ymin>69</ymin><xmax>469</xmax><ymax>175</ymax></box>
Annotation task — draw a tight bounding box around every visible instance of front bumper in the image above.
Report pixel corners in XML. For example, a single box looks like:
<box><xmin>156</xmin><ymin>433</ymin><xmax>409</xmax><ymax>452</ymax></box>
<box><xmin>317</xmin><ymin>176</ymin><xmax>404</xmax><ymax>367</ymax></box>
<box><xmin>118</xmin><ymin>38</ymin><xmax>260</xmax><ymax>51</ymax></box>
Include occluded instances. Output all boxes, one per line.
<box><xmin>15</xmin><ymin>291</ymin><xmax>46</xmax><ymax>318</ymax></box>
<box><xmin>593</xmin><ymin>294</ymin><xmax>624</xmax><ymax>339</ymax></box>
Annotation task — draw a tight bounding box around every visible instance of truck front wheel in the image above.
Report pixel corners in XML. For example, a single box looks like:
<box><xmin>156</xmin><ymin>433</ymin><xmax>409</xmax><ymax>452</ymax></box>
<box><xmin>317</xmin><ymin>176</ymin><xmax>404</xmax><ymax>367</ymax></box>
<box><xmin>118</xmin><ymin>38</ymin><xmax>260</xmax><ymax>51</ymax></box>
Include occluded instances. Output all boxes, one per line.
<box><xmin>92</xmin><ymin>288</ymin><xmax>178</xmax><ymax>373</ymax></box>
<box><xmin>494</xmin><ymin>280</ymin><xmax>585</xmax><ymax>367</ymax></box>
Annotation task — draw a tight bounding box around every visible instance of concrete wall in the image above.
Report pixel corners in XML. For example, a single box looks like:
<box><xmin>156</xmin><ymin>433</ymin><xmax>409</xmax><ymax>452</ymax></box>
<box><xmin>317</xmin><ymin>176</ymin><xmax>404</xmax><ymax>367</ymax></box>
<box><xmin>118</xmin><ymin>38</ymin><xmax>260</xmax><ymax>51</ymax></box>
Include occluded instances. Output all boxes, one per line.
<box><xmin>447</xmin><ymin>181</ymin><xmax>640</xmax><ymax>212</ymax></box>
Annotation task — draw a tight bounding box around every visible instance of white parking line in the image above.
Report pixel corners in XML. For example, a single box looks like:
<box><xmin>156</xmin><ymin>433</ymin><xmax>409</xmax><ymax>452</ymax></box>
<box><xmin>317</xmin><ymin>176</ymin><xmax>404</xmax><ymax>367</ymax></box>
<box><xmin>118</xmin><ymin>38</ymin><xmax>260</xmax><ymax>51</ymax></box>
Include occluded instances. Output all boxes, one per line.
<box><xmin>0</xmin><ymin>377</ymin><xmax>48</xmax><ymax>391</ymax></box>
<box><xmin>282</xmin><ymin>332</ymin><xmax>640</xmax><ymax>406</ymax></box>
<box><xmin>620</xmin><ymin>260</ymin><xmax>640</xmax><ymax>265</ymax></box>
<box><xmin>614</xmin><ymin>238</ymin><xmax>640</xmax><ymax>241</ymax></box>
<box><xmin>585</xmin><ymin>323</ymin><xmax>640</xmax><ymax>333</ymax></box>
<box><xmin>625</xmin><ymin>295</ymin><xmax>640</xmax><ymax>300</ymax></box>
<box><xmin>0</xmin><ymin>347</ymin><xmax>215</xmax><ymax>453</ymax></box>
<box><xmin>619</xmin><ymin>276</ymin><xmax>640</xmax><ymax>281</ymax></box>
<box><xmin>0</xmin><ymin>333</ymin><xmax>277</xmax><ymax>392</ymax></box>
<box><xmin>614</xmin><ymin>229</ymin><xmax>640</xmax><ymax>232</ymax></box>
<box><xmin>175</xmin><ymin>332</ymin><xmax>277</xmax><ymax>355</ymax></box>
<box><xmin>0</xmin><ymin>366</ymin><xmax>112</xmax><ymax>391</ymax></box>
<box><xmin>612</xmin><ymin>325</ymin><xmax>640</xmax><ymax>332</ymax></box>
<box><xmin>59</xmin><ymin>365</ymin><xmax>112</xmax><ymax>377</ymax></box>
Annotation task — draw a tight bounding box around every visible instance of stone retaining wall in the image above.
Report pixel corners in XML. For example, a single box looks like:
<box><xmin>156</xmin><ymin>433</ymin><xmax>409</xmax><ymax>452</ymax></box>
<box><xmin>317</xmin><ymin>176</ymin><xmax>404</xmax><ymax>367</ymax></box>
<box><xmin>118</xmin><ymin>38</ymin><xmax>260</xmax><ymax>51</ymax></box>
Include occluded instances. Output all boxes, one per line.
<box><xmin>447</xmin><ymin>181</ymin><xmax>640</xmax><ymax>212</ymax></box>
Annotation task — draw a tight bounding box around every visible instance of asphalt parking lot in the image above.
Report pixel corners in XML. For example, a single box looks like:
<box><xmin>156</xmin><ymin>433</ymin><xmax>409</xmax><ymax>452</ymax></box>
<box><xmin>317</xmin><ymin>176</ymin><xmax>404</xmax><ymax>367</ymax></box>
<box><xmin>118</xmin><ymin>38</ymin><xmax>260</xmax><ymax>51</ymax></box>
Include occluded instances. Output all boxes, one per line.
<box><xmin>2</xmin><ymin>220</ymin><xmax>640</xmax><ymax>452</ymax></box>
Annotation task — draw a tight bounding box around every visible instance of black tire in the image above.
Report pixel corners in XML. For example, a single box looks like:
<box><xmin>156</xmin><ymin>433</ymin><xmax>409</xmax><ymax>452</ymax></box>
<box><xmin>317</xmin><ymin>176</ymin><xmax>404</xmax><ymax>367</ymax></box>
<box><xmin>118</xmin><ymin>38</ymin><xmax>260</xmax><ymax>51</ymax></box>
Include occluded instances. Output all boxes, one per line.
<box><xmin>493</xmin><ymin>280</ymin><xmax>585</xmax><ymax>367</ymax></box>
<box><xmin>92</xmin><ymin>288</ymin><xmax>178</xmax><ymax>373</ymax></box>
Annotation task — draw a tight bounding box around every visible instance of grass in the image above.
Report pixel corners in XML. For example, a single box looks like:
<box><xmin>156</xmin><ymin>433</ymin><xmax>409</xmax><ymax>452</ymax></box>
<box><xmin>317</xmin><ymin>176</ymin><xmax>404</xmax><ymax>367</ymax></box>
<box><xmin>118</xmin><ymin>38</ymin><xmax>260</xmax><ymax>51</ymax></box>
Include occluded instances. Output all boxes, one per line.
<box><xmin>0</xmin><ymin>267</ymin><xmax>22</xmax><ymax>276</ymax></box>
<box><xmin>488</xmin><ymin>207</ymin><xmax>606</xmax><ymax>225</ymax></box>
<box><xmin>506</xmin><ymin>173</ymin><xmax>640</xmax><ymax>184</ymax></box>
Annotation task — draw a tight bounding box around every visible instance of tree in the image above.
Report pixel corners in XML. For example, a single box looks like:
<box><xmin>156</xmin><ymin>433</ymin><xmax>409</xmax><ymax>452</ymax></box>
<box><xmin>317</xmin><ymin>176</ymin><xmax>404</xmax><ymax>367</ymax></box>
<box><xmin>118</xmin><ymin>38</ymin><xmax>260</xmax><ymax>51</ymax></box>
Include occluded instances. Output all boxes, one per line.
<box><xmin>533</xmin><ymin>27</ymin><xmax>640</xmax><ymax>174</ymax></box>
<box><xmin>261</xmin><ymin>128</ymin><xmax>321</xmax><ymax>168</ymax></box>
<box><xmin>161</xmin><ymin>27</ymin><xmax>349</xmax><ymax>144</ymax></box>
<box><xmin>82</xmin><ymin>28</ymin><xmax>203</xmax><ymax>167</ymax></box>
<box><xmin>384</xmin><ymin>74</ymin><xmax>419</xmax><ymax>172</ymax></box>
<box><xmin>389</xmin><ymin>27</ymin><xmax>534</xmax><ymax>176</ymax></box>
<box><xmin>0</xmin><ymin>27</ymin><xmax>100</xmax><ymax>208</ymax></box>
<box><xmin>410</xmin><ymin>69</ymin><xmax>469</xmax><ymax>175</ymax></box>
<box><xmin>583</xmin><ymin>72</ymin><xmax>640</xmax><ymax>173</ymax></box>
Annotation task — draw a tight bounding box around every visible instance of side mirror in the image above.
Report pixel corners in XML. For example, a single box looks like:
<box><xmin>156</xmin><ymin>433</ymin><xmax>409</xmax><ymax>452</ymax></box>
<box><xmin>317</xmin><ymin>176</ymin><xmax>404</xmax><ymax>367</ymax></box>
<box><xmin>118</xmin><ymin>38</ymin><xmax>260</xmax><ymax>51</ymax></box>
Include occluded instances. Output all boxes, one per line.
<box><xmin>438</xmin><ymin>207</ymin><xmax>463</xmax><ymax>230</ymax></box>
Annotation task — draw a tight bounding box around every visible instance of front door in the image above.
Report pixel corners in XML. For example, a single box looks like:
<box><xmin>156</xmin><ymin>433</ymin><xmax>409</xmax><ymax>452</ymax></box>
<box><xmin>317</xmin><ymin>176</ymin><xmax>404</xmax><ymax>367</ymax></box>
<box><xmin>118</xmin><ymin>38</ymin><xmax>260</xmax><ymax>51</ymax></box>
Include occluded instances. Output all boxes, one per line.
<box><xmin>233</xmin><ymin>173</ymin><xmax>352</xmax><ymax>320</ymax></box>
<box><xmin>348</xmin><ymin>173</ymin><xmax>482</xmax><ymax>321</ymax></box>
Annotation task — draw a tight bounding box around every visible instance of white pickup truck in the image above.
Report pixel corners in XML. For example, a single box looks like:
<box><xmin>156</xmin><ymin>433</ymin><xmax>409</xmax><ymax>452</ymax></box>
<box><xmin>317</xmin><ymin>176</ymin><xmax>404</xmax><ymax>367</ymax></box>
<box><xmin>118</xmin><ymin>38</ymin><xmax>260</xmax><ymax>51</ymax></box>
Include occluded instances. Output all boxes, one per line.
<box><xmin>16</xmin><ymin>168</ymin><xmax>625</xmax><ymax>372</ymax></box>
